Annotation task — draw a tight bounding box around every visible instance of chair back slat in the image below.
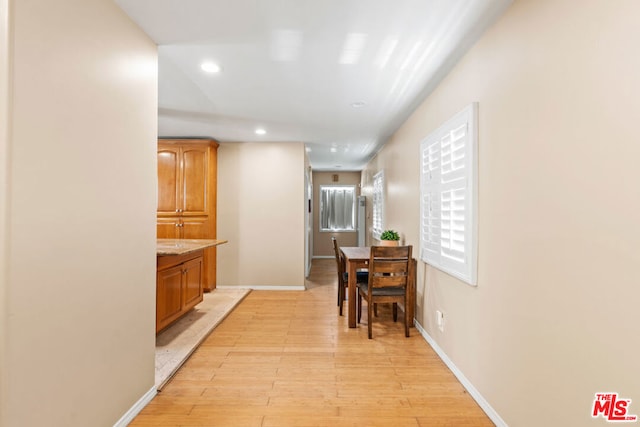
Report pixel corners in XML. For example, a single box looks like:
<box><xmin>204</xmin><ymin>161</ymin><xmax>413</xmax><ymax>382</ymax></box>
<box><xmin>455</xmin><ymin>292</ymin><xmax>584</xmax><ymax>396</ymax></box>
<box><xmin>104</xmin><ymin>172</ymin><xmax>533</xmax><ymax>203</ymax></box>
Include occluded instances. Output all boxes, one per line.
<box><xmin>369</xmin><ymin>245</ymin><xmax>412</xmax><ymax>290</ymax></box>
<box><xmin>372</xmin><ymin>246</ymin><xmax>409</xmax><ymax>258</ymax></box>
<box><xmin>372</xmin><ymin>260</ymin><xmax>407</xmax><ymax>275</ymax></box>
<box><xmin>371</xmin><ymin>275</ymin><xmax>406</xmax><ymax>287</ymax></box>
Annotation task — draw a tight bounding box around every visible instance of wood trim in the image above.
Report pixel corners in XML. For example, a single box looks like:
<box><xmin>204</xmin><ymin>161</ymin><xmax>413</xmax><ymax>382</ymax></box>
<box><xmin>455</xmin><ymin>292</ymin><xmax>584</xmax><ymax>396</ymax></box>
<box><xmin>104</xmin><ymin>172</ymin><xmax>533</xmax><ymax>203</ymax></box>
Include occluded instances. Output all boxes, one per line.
<box><xmin>157</xmin><ymin>250</ymin><xmax>203</xmax><ymax>271</ymax></box>
<box><xmin>158</xmin><ymin>138</ymin><xmax>219</xmax><ymax>149</ymax></box>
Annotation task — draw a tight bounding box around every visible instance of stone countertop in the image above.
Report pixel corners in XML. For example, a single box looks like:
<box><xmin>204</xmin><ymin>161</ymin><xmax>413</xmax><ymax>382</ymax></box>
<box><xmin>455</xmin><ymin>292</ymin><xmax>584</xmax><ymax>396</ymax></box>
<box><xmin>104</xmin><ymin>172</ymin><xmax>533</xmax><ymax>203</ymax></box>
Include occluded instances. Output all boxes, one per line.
<box><xmin>157</xmin><ymin>239</ymin><xmax>228</xmax><ymax>256</ymax></box>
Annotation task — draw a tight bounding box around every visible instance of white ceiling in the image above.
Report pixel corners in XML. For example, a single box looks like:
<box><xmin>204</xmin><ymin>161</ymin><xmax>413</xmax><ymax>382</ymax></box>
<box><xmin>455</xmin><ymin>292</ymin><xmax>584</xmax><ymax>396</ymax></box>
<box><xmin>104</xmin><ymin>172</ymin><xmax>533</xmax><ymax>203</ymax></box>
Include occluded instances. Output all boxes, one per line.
<box><xmin>115</xmin><ymin>0</ymin><xmax>511</xmax><ymax>170</ymax></box>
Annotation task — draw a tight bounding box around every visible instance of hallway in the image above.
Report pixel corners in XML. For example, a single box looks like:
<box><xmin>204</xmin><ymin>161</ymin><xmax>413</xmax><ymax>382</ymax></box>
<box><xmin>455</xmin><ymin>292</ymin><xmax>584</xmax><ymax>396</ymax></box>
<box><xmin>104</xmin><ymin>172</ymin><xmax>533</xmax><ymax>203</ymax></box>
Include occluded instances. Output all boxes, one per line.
<box><xmin>131</xmin><ymin>259</ymin><xmax>493</xmax><ymax>426</ymax></box>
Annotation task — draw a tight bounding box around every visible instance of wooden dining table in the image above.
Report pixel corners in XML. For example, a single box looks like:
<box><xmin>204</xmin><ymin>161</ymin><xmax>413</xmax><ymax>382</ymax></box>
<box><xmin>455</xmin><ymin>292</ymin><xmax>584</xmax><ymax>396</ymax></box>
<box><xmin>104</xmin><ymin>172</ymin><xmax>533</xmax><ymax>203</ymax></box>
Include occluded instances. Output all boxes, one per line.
<box><xmin>340</xmin><ymin>246</ymin><xmax>416</xmax><ymax>329</ymax></box>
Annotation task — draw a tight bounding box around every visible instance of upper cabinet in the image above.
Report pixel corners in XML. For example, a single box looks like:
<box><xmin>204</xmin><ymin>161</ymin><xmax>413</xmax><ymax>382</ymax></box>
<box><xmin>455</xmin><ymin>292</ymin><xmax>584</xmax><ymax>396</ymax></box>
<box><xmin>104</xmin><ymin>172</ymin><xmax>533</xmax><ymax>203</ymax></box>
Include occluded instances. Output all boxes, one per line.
<box><xmin>157</xmin><ymin>143</ymin><xmax>211</xmax><ymax>217</ymax></box>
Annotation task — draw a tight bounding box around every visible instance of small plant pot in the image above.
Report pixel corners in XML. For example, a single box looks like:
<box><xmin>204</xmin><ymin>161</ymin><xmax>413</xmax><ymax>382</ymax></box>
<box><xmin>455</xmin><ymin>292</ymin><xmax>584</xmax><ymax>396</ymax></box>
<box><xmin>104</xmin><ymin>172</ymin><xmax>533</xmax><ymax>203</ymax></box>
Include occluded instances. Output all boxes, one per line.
<box><xmin>379</xmin><ymin>240</ymin><xmax>399</xmax><ymax>246</ymax></box>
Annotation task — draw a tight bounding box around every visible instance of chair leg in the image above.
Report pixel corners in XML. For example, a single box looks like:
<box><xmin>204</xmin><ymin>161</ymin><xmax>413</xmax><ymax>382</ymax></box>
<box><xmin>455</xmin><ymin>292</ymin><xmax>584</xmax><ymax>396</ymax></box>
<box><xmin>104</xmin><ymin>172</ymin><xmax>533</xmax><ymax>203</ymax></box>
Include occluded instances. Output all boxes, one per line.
<box><xmin>405</xmin><ymin>309</ymin><xmax>410</xmax><ymax>337</ymax></box>
<box><xmin>392</xmin><ymin>303</ymin><xmax>398</xmax><ymax>322</ymax></box>
<box><xmin>338</xmin><ymin>287</ymin><xmax>343</xmax><ymax>316</ymax></box>
<box><xmin>404</xmin><ymin>298</ymin><xmax>410</xmax><ymax>337</ymax></box>
<box><xmin>367</xmin><ymin>296</ymin><xmax>373</xmax><ymax>339</ymax></box>
<box><xmin>357</xmin><ymin>292</ymin><xmax>362</xmax><ymax>323</ymax></box>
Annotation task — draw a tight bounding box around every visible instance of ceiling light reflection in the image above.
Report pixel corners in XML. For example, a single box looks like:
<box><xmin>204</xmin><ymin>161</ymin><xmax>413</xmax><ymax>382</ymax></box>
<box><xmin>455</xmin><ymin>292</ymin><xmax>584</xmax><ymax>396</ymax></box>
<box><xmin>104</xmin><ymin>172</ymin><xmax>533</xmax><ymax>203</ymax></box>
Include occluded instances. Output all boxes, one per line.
<box><xmin>400</xmin><ymin>41</ymin><xmax>423</xmax><ymax>70</ymax></box>
<box><xmin>270</xmin><ymin>29</ymin><xmax>303</xmax><ymax>62</ymax></box>
<box><xmin>339</xmin><ymin>33</ymin><xmax>368</xmax><ymax>65</ymax></box>
<box><xmin>374</xmin><ymin>36</ymin><xmax>398</xmax><ymax>69</ymax></box>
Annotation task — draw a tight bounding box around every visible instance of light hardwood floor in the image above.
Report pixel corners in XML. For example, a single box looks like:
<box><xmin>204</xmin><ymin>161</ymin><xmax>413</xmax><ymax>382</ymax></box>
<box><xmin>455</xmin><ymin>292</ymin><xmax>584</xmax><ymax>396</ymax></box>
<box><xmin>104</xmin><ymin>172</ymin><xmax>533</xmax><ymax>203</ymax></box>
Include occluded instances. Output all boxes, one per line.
<box><xmin>131</xmin><ymin>259</ymin><xmax>493</xmax><ymax>426</ymax></box>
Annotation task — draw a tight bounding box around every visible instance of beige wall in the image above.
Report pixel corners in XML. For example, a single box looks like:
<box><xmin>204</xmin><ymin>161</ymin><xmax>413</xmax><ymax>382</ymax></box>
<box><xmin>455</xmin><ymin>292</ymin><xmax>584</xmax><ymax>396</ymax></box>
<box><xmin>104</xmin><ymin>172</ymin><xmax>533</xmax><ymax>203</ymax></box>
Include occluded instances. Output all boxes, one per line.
<box><xmin>0</xmin><ymin>0</ymin><xmax>9</xmax><ymax>420</ymax></box>
<box><xmin>362</xmin><ymin>0</ymin><xmax>640</xmax><ymax>425</ymax></box>
<box><xmin>1</xmin><ymin>0</ymin><xmax>158</xmax><ymax>425</ymax></box>
<box><xmin>217</xmin><ymin>142</ymin><xmax>306</xmax><ymax>288</ymax></box>
<box><xmin>312</xmin><ymin>171</ymin><xmax>361</xmax><ymax>257</ymax></box>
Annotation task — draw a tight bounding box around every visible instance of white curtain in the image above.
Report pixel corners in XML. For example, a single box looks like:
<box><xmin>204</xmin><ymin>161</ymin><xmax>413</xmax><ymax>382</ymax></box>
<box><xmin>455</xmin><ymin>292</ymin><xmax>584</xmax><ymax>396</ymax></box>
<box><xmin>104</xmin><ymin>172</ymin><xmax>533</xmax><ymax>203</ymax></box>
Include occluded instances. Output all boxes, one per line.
<box><xmin>320</xmin><ymin>187</ymin><xmax>355</xmax><ymax>231</ymax></box>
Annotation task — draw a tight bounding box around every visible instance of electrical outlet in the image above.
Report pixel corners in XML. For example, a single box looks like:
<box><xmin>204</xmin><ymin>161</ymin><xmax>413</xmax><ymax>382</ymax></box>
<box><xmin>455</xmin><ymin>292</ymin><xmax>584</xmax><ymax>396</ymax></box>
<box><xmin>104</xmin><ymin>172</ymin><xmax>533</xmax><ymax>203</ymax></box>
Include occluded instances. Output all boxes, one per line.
<box><xmin>436</xmin><ymin>310</ymin><xmax>444</xmax><ymax>332</ymax></box>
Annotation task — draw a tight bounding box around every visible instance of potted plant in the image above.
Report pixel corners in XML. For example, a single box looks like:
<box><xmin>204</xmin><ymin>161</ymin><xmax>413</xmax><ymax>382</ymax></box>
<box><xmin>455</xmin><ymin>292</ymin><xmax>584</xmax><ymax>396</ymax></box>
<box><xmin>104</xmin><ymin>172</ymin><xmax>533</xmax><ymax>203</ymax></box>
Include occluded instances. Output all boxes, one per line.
<box><xmin>379</xmin><ymin>229</ymin><xmax>400</xmax><ymax>246</ymax></box>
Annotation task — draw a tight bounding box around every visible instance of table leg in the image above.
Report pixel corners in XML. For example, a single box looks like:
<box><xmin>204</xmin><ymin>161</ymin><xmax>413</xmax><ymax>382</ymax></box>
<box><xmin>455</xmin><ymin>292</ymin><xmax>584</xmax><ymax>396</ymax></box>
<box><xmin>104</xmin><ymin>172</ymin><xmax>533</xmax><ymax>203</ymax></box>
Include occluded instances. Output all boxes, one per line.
<box><xmin>348</xmin><ymin>260</ymin><xmax>357</xmax><ymax>328</ymax></box>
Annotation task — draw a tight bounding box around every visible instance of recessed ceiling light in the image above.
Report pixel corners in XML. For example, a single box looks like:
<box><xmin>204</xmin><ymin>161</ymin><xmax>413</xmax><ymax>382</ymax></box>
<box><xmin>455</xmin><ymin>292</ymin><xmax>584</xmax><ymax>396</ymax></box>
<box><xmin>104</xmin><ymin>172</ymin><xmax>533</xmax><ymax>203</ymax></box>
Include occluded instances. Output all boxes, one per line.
<box><xmin>350</xmin><ymin>101</ymin><xmax>366</xmax><ymax>108</ymax></box>
<box><xmin>255</xmin><ymin>128</ymin><xmax>266</xmax><ymax>135</ymax></box>
<box><xmin>201</xmin><ymin>62</ymin><xmax>222</xmax><ymax>73</ymax></box>
<box><xmin>330</xmin><ymin>147</ymin><xmax>337</xmax><ymax>153</ymax></box>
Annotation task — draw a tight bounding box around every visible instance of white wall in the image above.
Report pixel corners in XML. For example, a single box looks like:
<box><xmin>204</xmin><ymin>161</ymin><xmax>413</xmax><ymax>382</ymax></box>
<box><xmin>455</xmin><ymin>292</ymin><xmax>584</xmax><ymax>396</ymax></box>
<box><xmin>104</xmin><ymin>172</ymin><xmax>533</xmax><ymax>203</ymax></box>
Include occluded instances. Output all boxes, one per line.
<box><xmin>361</xmin><ymin>0</ymin><xmax>640</xmax><ymax>425</ymax></box>
<box><xmin>1</xmin><ymin>0</ymin><xmax>158</xmax><ymax>425</ymax></box>
<box><xmin>217</xmin><ymin>142</ymin><xmax>306</xmax><ymax>288</ymax></box>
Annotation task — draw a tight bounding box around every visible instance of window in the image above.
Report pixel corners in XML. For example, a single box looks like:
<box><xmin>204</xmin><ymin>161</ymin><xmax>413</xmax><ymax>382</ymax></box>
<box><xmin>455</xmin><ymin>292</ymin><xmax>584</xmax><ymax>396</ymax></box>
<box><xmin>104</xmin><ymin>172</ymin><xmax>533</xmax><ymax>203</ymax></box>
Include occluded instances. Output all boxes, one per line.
<box><xmin>319</xmin><ymin>185</ymin><xmax>356</xmax><ymax>231</ymax></box>
<box><xmin>372</xmin><ymin>171</ymin><xmax>384</xmax><ymax>239</ymax></box>
<box><xmin>420</xmin><ymin>103</ymin><xmax>478</xmax><ymax>286</ymax></box>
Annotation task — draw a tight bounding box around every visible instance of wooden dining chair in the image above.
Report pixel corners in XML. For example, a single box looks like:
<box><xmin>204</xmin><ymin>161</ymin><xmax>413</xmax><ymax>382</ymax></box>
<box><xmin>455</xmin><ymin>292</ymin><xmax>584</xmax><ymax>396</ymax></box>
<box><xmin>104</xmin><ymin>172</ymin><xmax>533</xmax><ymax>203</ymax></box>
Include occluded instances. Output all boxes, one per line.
<box><xmin>331</xmin><ymin>237</ymin><xmax>367</xmax><ymax>316</ymax></box>
<box><xmin>357</xmin><ymin>245</ymin><xmax>412</xmax><ymax>339</ymax></box>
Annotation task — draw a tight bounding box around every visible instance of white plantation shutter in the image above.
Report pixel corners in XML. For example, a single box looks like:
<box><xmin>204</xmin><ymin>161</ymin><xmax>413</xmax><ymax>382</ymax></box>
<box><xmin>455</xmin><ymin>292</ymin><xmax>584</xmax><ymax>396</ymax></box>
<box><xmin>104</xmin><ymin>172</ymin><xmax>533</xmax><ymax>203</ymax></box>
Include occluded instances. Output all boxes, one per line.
<box><xmin>420</xmin><ymin>103</ymin><xmax>478</xmax><ymax>286</ymax></box>
<box><xmin>422</xmin><ymin>141</ymin><xmax>440</xmax><ymax>260</ymax></box>
<box><xmin>372</xmin><ymin>171</ymin><xmax>384</xmax><ymax>239</ymax></box>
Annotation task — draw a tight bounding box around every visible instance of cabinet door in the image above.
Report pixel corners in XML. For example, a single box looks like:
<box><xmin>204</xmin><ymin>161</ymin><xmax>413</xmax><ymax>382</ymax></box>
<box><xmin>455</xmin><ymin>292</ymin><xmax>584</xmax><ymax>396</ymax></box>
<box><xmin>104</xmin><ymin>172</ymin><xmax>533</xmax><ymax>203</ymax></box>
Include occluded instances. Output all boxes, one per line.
<box><xmin>156</xmin><ymin>264</ymin><xmax>183</xmax><ymax>332</ymax></box>
<box><xmin>157</xmin><ymin>146</ymin><xmax>181</xmax><ymax>216</ymax></box>
<box><xmin>181</xmin><ymin>217</ymin><xmax>209</xmax><ymax>239</ymax></box>
<box><xmin>157</xmin><ymin>218</ymin><xmax>181</xmax><ymax>239</ymax></box>
<box><xmin>181</xmin><ymin>145</ymin><xmax>209</xmax><ymax>216</ymax></box>
<box><xmin>182</xmin><ymin>256</ymin><xmax>203</xmax><ymax>310</ymax></box>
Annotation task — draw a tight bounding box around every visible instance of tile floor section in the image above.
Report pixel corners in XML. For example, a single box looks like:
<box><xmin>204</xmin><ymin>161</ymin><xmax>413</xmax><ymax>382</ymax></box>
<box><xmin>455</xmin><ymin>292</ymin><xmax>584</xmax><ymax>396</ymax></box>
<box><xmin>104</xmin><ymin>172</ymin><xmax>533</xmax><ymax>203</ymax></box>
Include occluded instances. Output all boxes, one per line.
<box><xmin>155</xmin><ymin>288</ymin><xmax>251</xmax><ymax>389</ymax></box>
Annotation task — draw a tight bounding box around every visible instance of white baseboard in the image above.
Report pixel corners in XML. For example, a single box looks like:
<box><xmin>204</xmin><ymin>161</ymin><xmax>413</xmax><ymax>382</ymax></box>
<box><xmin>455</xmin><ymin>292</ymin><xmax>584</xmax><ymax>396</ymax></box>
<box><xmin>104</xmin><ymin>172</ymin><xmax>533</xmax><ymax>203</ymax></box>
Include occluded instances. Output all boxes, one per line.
<box><xmin>414</xmin><ymin>321</ymin><xmax>508</xmax><ymax>427</ymax></box>
<box><xmin>312</xmin><ymin>255</ymin><xmax>334</xmax><ymax>259</ymax></box>
<box><xmin>216</xmin><ymin>285</ymin><xmax>305</xmax><ymax>291</ymax></box>
<box><xmin>113</xmin><ymin>385</ymin><xmax>156</xmax><ymax>427</ymax></box>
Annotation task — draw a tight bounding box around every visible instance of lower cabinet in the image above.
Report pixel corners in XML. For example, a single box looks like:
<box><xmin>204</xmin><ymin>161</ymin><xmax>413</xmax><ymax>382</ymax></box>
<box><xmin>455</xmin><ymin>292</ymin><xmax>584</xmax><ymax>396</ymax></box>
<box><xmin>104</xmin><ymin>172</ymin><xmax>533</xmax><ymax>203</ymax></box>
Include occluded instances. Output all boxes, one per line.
<box><xmin>157</xmin><ymin>216</ymin><xmax>216</xmax><ymax>292</ymax></box>
<box><xmin>156</xmin><ymin>251</ymin><xmax>204</xmax><ymax>333</ymax></box>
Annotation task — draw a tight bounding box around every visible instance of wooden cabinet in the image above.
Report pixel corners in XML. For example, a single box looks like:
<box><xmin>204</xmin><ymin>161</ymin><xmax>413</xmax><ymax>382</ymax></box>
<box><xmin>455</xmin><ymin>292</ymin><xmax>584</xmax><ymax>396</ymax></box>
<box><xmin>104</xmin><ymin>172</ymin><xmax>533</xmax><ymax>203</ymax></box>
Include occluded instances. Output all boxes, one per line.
<box><xmin>156</xmin><ymin>265</ymin><xmax>183</xmax><ymax>330</ymax></box>
<box><xmin>182</xmin><ymin>257</ymin><xmax>204</xmax><ymax>308</ymax></box>
<box><xmin>157</xmin><ymin>217</ymin><xmax>210</xmax><ymax>239</ymax></box>
<box><xmin>157</xmin><ymin>143</ymin><xmax>211</xmax><ymax>217</ymax></box>
<box><xmin>157</xmin><ymin>139</ymin><xmax>218</xmax><ymax>290</ymax></box>
<box><xmin>156</xmin><ymin>252</ymin><xmax>204</xmax><ymax>333</ymax></box>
